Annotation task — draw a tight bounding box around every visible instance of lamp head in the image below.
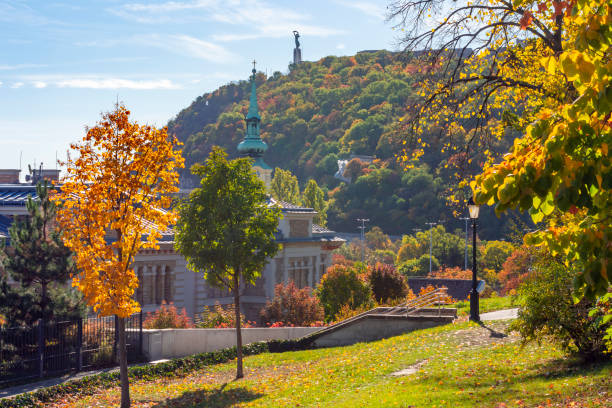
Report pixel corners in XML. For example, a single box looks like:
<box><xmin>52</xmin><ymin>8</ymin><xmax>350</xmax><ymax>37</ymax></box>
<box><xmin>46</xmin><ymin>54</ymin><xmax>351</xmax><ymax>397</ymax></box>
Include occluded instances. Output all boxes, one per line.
<box><xmin>468</xmin><ymin>197</ymin><xmax>480</xmax><ymax>219</ymax></box>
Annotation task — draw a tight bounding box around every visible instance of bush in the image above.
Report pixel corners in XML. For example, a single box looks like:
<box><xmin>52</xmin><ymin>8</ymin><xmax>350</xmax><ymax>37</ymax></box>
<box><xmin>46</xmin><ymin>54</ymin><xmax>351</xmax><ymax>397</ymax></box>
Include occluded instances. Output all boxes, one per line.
<box><xmin>260</xmin><ymin>281</ymin><xmax>324</xmax><ymax>327</ymax></box>
<box><xmin>366</xmin><ymin>263</ymin><xmax>408</xmax><ymax>303</ymax></box>
<box><xmin>499</xmin><ymin>245</ymin><xmax>533</xmax><ymax>295</ymax></box>
<box><xmin>197</xmin><ymin>302</ymin><xmax>254</xmax><ymax>328</ymax></box>
<box><xmin>431</xmin><ymin>266</ymin><xmax>471</xmax><ymax>280</ymax></box>
<box><xmin>315</xmin><ymin>264</ymin><xmax>373</xmax><ymax>321</ymax></box>
<box><xmin>143</xmin><ymin>301</ymin><xmax>193</xmax><ymax>329</ymax></box>
<box><xmin>398</xmin><ymin>254</ymin><xmax>439</xmax><ymax>277</ymax></box>
<box><xmin>511</xmin><ymin>258</ymin><xmax>611</xmax><ymax>361</ymax></box>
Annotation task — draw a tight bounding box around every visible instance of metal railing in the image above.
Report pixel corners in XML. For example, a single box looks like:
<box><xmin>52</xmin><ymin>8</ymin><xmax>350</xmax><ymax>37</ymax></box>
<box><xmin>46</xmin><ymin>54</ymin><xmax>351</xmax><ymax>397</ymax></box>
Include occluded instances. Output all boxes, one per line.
<box><xmin>0</xmin><ymin>313</ymin><xmax>143</xmax><ymax>385</ymax></box>
<box><xmin>316</xmin><ymin>287</ymin><xmax>451</xmax><ymax>334</ymax></box>
<box><xmin>383</xmin><ymin>287</ymin><xmax>450</xmax><ymax>317</ymax></box>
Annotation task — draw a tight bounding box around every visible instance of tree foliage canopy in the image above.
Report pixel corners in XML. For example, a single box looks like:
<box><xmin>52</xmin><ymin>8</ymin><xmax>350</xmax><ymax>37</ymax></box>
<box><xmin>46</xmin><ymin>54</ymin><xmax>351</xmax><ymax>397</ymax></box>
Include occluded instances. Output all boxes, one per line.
<box><xmin>270</xmin><ymin>167</ymin><xmax>301</xmax><ymax>206</ymax></box>
<box><xmin>54</xmin><ymin>104</ymin><xmax>184</xmax><ymax>318</ymax></box>
<box><xmin>389</xmin><ymin>0</ymin><xmax>611</xmax><ymax>297</ymax></box>
<box><xmin>175</xmin><ymin>147</ymin><xmax>281</xmax><ymax>290</ymax></box>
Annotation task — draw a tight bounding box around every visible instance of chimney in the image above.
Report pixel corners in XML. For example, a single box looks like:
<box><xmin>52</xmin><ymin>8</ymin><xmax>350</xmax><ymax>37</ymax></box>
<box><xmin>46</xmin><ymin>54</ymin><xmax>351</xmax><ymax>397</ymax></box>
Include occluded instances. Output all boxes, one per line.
<box><xmin>0</xmin><ymin>169</ymin><xmax>21</xmax><ymax>184</ymax></box>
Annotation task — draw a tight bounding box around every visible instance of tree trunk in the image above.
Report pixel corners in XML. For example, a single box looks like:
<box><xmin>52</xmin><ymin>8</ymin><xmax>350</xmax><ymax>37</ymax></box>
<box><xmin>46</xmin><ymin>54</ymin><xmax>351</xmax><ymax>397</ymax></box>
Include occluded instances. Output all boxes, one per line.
<box><xmin>233</xmin><ymin>273</ymin><xmax>243</xmax><ymax>379</ymax></box>
<box><xmin>117</xmin><ymin>316</ymin><xmax>131</xmax><ymax>408</ymax></box>
<box><xmin>41</xmin><ymin>282</ymin><xmax>48</xmax><ymax>321</ymax></box>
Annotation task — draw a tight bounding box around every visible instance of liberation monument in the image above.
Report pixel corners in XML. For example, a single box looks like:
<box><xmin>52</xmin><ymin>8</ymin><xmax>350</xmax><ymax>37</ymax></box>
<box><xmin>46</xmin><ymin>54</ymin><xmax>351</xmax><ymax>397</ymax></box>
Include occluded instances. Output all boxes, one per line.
<box><xmin>293</xmin><ymin>30</ymin><xmax>302</xmax><ymax>65</ymax></box>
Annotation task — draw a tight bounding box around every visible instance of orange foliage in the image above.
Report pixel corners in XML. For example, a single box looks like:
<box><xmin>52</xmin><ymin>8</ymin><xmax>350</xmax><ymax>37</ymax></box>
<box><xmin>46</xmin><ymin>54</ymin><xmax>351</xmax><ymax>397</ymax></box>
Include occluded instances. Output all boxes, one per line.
<box><xmin>54</xmin><ymin>104</ymin><xmax>184</xmax><ymax>318</ymax></box>
<box><xmin>431</xmin><ymin>266</ymin><xmax>472</xmax><ymax>280</ymax></box>
<box><xmin>499</xmin><ymin>246</ymin><xmax>533</xmax><ymax>295</ymax></box>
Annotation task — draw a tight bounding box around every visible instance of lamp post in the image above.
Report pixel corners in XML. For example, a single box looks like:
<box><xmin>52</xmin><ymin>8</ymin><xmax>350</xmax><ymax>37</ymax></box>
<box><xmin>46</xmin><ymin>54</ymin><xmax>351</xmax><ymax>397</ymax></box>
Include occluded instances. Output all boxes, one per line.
<box><xmin>459</xmin><ymin>217</ymin><xmax>469</xmax><ymax>271</ymax></box>
<box><xmin>425</xmin><ymin>222</ymin><xmax>437</xmax><ymax>274</ymax></box>
<box><xmin>468</xmin><ymin>198</ymin><xmax>480</xmax><ymax>322</ymax></box>
<box><xmin>357</xmin><ymin>218</ymin><xmax>369</xmax><ymax>264</ymax></box>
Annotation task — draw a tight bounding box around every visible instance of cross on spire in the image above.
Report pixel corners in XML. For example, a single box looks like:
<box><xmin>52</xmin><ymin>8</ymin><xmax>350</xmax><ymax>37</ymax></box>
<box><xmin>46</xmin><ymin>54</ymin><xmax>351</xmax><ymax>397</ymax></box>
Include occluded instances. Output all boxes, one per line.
<box><xmin>252</xmin><ymin>59</ymin><xmax>256</xmax><ymax>69</ymax></box>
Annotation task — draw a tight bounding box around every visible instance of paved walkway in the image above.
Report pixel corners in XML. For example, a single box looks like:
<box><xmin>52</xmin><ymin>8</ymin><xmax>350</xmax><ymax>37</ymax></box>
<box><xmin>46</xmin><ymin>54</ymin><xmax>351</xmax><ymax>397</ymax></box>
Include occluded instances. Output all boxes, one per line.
<box><xmin>0</xmin><ymin>359</ymin><xmax>169</xmax><ymax>400</ymax></box>
<box><xmin>480</xmin><ymin>308</ymin><xmax>519</xmax><ymax>321</ymax></box>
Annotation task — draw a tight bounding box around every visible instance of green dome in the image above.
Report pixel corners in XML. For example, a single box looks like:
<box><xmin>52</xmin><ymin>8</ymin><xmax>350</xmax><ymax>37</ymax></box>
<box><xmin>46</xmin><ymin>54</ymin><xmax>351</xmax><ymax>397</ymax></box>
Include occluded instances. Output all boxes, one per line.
<box><xmin>237</xmin><ymin>138</ymin><xmax>268</xmax><ymax>155</ymax></box>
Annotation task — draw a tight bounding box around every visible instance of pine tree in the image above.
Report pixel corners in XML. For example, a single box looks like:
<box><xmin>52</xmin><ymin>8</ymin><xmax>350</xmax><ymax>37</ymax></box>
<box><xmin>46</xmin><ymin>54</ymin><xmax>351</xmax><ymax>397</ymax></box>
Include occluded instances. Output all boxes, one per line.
<box><xmin>1</xmin><ymin>181</ymin><xmax>80</xmax><ymax>325</ymax></box>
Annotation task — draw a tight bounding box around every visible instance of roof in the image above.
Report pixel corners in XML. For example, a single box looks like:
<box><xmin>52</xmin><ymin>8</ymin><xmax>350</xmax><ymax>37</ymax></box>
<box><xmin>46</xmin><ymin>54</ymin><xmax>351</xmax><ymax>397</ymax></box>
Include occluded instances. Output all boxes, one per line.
<box><xmin>0</xmin><ymin>185</ymin><xmax>37</xmax><ymax>206</ymax></box>
<box><xmin>312</xmin><ymin>223</ymin><xmax>334</xmax><ymax>234</ymax></box>
<box><xmin>269</xmin><ymin>197</ymin><xmax>316</xmax><ymax>213</ymax></box>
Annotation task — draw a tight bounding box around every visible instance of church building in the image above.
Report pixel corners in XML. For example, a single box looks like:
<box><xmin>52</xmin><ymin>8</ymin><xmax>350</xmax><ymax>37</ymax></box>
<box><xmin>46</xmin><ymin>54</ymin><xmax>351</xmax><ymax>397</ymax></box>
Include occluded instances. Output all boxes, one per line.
<box><xmin>0</xmin><ymin>64</ymin><xmax>344</xmax><ymax>323</ymax></box>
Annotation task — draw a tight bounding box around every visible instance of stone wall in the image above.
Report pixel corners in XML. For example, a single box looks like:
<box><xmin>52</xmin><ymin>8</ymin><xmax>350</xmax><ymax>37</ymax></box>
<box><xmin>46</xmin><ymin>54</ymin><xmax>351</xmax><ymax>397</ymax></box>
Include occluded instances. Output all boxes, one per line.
<box><xmin>141</xmin><ymin>326</ymin><xmax>321</xmax><ymax>361</ymax></box>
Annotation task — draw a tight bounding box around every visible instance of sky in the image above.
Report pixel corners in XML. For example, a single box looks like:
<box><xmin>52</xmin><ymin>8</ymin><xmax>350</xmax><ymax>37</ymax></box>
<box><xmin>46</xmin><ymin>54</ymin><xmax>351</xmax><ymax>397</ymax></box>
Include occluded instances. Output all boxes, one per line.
<box><xmin>0</xmin><ymin>0</ymin><xmax>399</xmax><ymax>179</ymax></box>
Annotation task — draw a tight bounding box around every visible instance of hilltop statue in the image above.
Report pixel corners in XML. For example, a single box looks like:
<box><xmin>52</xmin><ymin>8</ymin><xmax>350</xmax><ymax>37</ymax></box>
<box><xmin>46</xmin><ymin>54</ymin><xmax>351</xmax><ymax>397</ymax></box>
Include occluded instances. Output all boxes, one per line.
<box><xmin>293</xmin><ymin>30</ymin><xmax>300</xmax><ymax>48</ymax></box>
<box><xmin>292</xmin><ymin>30</ymin><xmax>302</xmax><ymax>65</ymax></box>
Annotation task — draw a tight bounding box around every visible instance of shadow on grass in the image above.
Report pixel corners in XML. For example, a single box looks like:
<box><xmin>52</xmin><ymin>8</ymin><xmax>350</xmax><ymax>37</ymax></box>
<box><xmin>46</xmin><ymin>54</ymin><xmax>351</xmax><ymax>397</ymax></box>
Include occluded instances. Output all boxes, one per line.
<box><xmin>477</xmin><ymin>321</ymin><xmax>508</xmax><ymax>338</ymax></box>
<box><xmin>524</xmin><ymin>355</ymin><xmax>612</xmax><ymax>380</ymax></box>
<box><xmin>151</xmin><ymin>383</ymin><xmax>263</xmax><ymax>408</ymax></box>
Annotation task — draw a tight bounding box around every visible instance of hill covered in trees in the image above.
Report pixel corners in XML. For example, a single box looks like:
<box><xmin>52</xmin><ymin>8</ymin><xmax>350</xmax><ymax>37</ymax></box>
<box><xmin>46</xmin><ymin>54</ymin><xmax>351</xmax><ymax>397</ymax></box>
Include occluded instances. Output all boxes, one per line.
<box><xmin>168</xmin><ymin>50</ymin><xmax>525</xmax><ymax>238</ymax></box>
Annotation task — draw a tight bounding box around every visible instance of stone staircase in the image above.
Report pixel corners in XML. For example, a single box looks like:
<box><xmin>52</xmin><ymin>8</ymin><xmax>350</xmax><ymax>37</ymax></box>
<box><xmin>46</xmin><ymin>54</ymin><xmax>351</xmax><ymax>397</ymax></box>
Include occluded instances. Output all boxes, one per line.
<box><xmin>305</xmin><ymin>288</ymin><xmax>457</xmax><ymax>348</ymax></box>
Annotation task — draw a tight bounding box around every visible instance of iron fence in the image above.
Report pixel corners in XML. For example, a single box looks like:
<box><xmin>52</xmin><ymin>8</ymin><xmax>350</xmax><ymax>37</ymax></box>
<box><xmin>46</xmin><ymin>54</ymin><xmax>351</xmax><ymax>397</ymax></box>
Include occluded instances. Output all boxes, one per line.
<box><xmin>0</xmin><ymin>313</ymin><xmax>142</xmax><ymax>385</ymax></box>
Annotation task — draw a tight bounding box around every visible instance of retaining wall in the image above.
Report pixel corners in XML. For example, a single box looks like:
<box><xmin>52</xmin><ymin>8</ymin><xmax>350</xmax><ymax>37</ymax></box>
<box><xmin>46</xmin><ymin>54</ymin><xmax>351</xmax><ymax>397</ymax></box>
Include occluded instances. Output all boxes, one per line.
<box><xmin>142</xmin><ymin>327</ymin><xmax>321</xmax><ymax>361</ymax></box>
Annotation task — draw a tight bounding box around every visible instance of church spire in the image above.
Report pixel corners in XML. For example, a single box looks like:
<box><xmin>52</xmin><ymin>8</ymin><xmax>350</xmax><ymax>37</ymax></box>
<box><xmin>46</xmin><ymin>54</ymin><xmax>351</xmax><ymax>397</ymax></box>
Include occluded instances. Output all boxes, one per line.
<box><xmin>237</xmin><ymin>60</ymin><xmax>267</xmax><ymax>158</ymax></box>
<box><xmin>237</xmin><ymin>61</ymin><xmax>272</xmax><ymax>187</ymax></box>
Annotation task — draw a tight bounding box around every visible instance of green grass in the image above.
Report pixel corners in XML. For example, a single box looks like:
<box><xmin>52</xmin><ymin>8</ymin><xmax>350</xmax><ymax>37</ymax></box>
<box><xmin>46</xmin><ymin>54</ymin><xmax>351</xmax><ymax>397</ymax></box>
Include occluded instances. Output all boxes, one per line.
<box><xmin>451</xmin><ymin>295</ymin><xmax>516</xmax><ymax>317</ymax></box>
<box><xmin>48</xmin><ymin>320</ymin><xmax>611</xmax><ymax>407</ymax></box>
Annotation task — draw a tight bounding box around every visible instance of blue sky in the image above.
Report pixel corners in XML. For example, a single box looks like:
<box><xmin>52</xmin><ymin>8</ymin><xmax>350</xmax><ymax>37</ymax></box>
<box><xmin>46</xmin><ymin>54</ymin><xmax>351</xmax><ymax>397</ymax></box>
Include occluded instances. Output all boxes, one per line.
<box><xmin>0</xmin><ymin>0</ymin><xmax>398</xmax><ymax>178</ymax></box>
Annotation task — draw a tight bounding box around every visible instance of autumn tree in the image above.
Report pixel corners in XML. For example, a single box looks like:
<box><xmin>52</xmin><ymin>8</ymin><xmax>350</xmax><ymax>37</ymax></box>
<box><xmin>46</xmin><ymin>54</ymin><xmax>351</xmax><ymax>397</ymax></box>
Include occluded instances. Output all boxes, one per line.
<box><xmin>270</xmin><ymin>167</ymin><xmax>301</xmax><ymax>205</ymax></box>
<box><xmin>302</xmin><ymin>179</ymin><xmax>327</xmax><ymax>226</ymax></box>
<box><xmin>389</xmin><ymin>0</ymin><xmax>611</xmax><ymax>303</ymax></box>
<box><xmin>175</xmin><ymin>147</ymin><xmax>280</xmax><ymax>379</ymax></box>
<box><xmin>54</xmin><ymin>104</ymin><xmax>183</xmax><ymax>408</ymax></box>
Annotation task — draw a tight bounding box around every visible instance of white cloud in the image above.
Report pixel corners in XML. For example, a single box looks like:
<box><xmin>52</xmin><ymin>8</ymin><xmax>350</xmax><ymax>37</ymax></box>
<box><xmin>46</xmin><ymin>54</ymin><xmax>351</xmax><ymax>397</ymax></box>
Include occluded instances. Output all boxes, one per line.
<box><xmin>11</xmin><ymin>82</ymin><xmax>24</xmax><ymax>89</ymax></box>
<box><xmin>334</xmin><ymin>0</ymin><xmax>386</xmax><ymax>20</ymax></box>
<box><xmin>55</xmin><ymin>78</ymin><xmax>180</xmax><ymax>90</ymax></box>
<box><xmin>112</xmin><ymin>0</ymin><xmax>344</xmax><ymax>41</ymax></box>
<box><xmin>337</xmin><ymin>43</ymin><xmax>346</xmax><ymax>50</ymax></box>
<box><xmin>135</xmin><ymin>34</ymin><xmax>236</xmax><ymax>62</ymax></box>
<box><xmin>0</xmin><ymin>63</ymin><xmax>47</xmax><ymax>70</ymax></box>
<box><xmin>0</xmin><ymin>81</ymin><xmax>3</xmax><ymax>87</ymax></box>
<box><xmin>16</xmin><ymin>75</ymin><xmax>180</xmax><ymax>90</ymax></box>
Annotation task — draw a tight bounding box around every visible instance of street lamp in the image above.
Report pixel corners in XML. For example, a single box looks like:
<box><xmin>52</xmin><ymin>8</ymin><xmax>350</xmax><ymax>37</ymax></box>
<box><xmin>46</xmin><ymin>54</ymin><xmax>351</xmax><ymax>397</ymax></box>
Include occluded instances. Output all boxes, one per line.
<box><xmin>468</xmin><ymin>197</ymin><xmax>480</xmax><ymax>322</ymax></box>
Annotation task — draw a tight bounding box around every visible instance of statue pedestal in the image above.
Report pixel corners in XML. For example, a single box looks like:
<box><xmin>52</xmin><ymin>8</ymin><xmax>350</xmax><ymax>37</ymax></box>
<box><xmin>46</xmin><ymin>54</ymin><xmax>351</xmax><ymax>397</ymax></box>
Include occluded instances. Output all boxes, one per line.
<box><xmin>293</xmin><ymin>48</ymin><xmax>302</xmax><ymax>64</ymax></box>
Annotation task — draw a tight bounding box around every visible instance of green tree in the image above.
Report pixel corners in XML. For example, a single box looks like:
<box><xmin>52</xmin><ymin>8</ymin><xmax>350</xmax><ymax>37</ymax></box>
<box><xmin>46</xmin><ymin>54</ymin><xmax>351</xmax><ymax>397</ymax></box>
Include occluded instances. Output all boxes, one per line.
<box><xmin>316</xmin><ymin>264</ymin><xmax>372</xmax><ymax>321</ymax></box>
<box><xmin>270</xmin><ymin>168</ymin><xmax>301</xmax><ymax>205</ymax></box>
<box><xmin>302</xmin><ymin>179</ymin><xmax>327</xmax><ymax>226</ymax></box>
<box><xmin>398</xmin><ymin>254</ymin><xmax>439</xmax><ymax>277</ymax></box>
<box><xmin>365</xmin><ymin>226</ymin><xmax>391</xmax><ymax>250</ymax></box>
<box><xmin>481</xmin><ymin>240</ymin><xmax>515</xmax><ymax>273</ymax></box>
<box><xmin>1</xmin><ymin>181</ymin><xmax>81</xmax><ymax>325</ymax></box>
<box><xmin>175</xmin><ymin>147</ymin><xmax>281</xmax><ymax>378</ymax></box>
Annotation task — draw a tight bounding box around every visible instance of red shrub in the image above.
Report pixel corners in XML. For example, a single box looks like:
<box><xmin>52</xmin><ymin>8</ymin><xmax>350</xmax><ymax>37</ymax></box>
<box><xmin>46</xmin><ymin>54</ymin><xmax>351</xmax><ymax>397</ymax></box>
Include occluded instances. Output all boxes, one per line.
<box><xmin>143</xmin><ymin>301</ymin><xmax>193</xmax><ymax>329</ymax></box>
<box><xmin>366</xmin><ymin>263</ymin><xmax>408</xmax><ymax>304</ymax></box>
<box><xmin>260</xmin><ymin>281</ymin><xmax>324</xmax><ymax>327</ymax></box>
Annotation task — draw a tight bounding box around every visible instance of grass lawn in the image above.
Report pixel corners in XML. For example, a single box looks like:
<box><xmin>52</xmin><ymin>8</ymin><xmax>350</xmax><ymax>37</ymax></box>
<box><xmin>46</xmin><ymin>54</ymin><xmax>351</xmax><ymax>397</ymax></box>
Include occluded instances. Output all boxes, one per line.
<box><xmin>45</xmin><ymin>321</ymin><xmax>610</xmax><ymax>408</ymax></box>
<box><xmin>451</xmin><ymin>295</ymin><xmax>516</xmax><ymax>317</ymax></box>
